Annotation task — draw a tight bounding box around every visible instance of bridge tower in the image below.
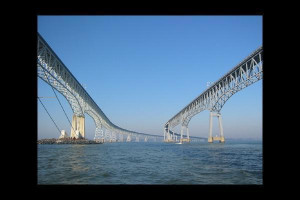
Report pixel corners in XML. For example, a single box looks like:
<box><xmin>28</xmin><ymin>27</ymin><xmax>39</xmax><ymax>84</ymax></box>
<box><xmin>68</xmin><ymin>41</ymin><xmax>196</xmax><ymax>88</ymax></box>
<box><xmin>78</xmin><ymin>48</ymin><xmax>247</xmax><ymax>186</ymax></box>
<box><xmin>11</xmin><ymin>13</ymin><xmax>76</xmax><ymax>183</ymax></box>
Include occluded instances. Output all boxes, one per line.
<box><xmin>70</xmin><ymin>114</ymin><xmax>85</xmax><ymax>139</ymax></box>
<box><xmin>208</xmin><ymin>111</ymin><xmax>225</xmax><ymax>143</ymax></box>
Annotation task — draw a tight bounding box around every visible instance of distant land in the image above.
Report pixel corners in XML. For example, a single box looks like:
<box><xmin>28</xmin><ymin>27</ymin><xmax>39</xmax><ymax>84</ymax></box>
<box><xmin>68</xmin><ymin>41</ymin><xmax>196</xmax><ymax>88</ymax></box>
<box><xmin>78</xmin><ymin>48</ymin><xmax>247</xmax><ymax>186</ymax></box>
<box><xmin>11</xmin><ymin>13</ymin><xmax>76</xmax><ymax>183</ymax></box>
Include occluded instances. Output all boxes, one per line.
<box><xmin>225</xmin><ymin>138</ymin><xmax>262</xmax><ymax>141</ymax></box>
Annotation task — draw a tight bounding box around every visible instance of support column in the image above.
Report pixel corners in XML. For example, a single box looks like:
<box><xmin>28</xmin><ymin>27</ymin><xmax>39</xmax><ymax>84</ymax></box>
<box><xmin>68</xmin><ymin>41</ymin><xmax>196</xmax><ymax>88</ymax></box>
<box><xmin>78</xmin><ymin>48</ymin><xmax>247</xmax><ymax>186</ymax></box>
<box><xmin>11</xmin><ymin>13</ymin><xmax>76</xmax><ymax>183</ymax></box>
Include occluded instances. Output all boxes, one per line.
<box><xmin>170</xmin><ymin>128</ymin><xmax>174</xmax><ymax>141</ymax></box>
<box><xmin>114</xmin><ymin>133</ymin><xmax>117</xmax><ymax>142</ymax></box>
<box><xmin>119</xmin><ymin>134</ymin><xmax>124</xmax><ymax>142</ymax></box>
<box><xmin>126</xmin><ymin>134</ymin><xmax>131</xmax><ymax>142</ymax></box>
<box><xmin>70</xmin><ymin>114</ymin><xmax>85</xmax><ymax>139</ymax></box>
<box><xmin>167</xmin><ymin>126</ymin><xmax>170</xmax><ymax>141</ymax></box>
<box><xmin>105</xmin><ymin>129</ymin><xmax>110</xmax><ymax>142</ymax></box>
<box><xmin>94</xmin><ymin>126</ymin><xmax>104</xmax><ymax>141</ymax></box>
<box><xmin>180</xmin><ymin>125</ymin><xmax>183</xmax><ymax>142</ymax></box>
<box><xmin>180</xmin><ymin>125</ymin><xmax>190</xmax><ymax>143</ymax></box>
<box><xmin>208</xmin><ymin>111</ymin><xmax>225</xmax><ymax>143</ymax></box>
<box><xmin>111</xmin><ymin>132</ymin><xmax>116</xmax><ymax>142</ymax></box>
<box><xmin>208</xmin><ymin>112</ymin><xmax>213</xmax><ymax>143</ymax></box>
<box><xmin>218</xmin><ymin>114</ymin><xmax>225</xmax><ymax>142</ymax></box>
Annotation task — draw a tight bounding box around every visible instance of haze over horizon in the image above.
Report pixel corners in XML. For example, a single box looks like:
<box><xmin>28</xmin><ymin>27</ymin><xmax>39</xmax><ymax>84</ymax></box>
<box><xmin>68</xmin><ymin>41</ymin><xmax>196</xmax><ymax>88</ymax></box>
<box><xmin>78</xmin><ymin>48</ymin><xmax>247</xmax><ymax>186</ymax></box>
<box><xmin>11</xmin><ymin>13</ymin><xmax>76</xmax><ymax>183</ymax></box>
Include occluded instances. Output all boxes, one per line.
<box><xmin>38</xmin><ymin>16</ymin><xmax>262</xmax><ymax>140</ymax></box>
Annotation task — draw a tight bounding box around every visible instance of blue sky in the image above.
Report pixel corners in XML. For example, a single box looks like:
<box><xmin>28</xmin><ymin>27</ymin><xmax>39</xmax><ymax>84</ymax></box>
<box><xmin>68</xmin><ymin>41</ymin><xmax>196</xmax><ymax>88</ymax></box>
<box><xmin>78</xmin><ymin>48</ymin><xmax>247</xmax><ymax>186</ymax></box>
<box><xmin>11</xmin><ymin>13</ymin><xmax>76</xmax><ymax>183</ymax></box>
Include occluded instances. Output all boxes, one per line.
<box><xmin>38</xmin><ymin>16</ymin><xmax>262</xmax><ymax>140</ymax></box>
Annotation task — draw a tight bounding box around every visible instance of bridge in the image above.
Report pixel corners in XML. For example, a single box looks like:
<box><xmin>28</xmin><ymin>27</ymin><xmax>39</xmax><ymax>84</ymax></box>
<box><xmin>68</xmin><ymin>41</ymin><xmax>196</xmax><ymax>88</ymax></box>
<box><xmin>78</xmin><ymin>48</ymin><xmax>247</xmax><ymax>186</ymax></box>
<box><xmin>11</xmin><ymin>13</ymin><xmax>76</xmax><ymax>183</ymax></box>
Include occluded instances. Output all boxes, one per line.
<box><xmin>165</xmin><ymin>129</ymin><xmax>206</xmax><ymax>143</ymax></box>
<box><xmin>37</xmin><ymin>33</ymin><xmax>163</xmax><ymax>143</ymax></box>
<box><xmin>164</xmin><ymin>46</ymin><xmax>263</xmax><ymax>143</ymax></box>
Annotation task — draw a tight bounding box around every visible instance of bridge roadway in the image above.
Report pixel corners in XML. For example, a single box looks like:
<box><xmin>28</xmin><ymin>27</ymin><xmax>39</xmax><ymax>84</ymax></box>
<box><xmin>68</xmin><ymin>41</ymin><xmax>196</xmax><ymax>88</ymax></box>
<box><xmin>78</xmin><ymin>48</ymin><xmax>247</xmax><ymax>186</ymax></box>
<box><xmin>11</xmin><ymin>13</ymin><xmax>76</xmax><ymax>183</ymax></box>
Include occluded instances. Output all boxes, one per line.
<box><xmin>164</xmin><ymin>46</ymin><xmax>263</xmax><ymax>143</ymax></box>
<box><xmin>38</xmin><ymin>33</ymin><xmax>163</xmax><ymax>142</ymax></box>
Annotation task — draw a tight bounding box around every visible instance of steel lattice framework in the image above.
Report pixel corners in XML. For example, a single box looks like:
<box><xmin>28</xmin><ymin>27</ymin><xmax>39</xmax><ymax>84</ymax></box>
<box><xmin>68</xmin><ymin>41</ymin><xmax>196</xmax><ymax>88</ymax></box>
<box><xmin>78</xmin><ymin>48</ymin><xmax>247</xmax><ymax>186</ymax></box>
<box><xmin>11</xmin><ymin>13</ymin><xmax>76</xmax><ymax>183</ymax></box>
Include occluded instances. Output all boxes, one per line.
<box><xmin>164</xmin><ymin>46</ymin><xmax>263</xmax><ymax>141</ymax></box>
<box><xmin>37</xmin><ymin>33</ymin><xmax>162</xmax><ymax>142</ymax></box>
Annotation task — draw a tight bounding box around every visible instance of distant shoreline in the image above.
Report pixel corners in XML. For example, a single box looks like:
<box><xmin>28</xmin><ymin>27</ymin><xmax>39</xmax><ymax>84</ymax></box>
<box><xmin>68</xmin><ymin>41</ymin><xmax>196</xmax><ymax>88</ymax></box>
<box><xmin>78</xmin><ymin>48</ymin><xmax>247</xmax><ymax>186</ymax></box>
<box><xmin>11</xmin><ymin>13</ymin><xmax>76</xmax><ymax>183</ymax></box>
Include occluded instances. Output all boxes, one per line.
<box><xmin>37</xmin><ymin>138</ymin><xmax>102</xmax><ymax>144</ymax></box>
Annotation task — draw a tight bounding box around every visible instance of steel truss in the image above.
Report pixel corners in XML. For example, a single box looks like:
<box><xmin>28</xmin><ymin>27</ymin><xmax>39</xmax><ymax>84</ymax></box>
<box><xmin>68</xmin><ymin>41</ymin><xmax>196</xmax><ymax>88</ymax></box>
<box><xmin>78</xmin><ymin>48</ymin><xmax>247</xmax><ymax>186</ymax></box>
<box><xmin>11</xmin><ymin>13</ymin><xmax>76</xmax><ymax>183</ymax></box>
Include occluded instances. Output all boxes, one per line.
<box><xmin>164</xmin><ymin>46</ymin><xmax>263</xmax><ymax>142</ymax></box>
<box><xmin>37</xmin><ymin>33</ymin><xmax>162</xmax><ymax>142</ymax></box>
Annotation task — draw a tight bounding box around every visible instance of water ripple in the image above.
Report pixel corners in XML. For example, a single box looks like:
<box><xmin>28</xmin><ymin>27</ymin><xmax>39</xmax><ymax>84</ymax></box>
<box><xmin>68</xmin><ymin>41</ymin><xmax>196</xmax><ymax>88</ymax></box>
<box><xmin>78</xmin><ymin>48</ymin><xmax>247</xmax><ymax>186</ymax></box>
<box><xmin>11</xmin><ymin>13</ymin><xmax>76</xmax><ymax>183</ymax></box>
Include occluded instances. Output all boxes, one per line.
<box><xmin>38</xmin><ymin>141</ymin><xmax>262</xmax><ymax>184</ymax></box>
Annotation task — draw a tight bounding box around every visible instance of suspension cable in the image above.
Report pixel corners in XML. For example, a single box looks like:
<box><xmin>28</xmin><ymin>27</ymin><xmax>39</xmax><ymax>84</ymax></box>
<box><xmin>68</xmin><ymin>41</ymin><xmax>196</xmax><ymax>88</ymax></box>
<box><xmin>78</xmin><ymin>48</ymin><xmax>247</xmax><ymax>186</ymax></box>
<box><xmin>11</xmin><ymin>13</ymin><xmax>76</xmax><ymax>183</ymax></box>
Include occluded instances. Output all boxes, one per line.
<box><xmin>38</xmin><ymin>97</ymin><xmax>61</xmax><ymax>134</ymax></box>
<box><xmin>39</xmin><ymin>64</ymin><xmax>76</xmax><ymax>133</ymax></box>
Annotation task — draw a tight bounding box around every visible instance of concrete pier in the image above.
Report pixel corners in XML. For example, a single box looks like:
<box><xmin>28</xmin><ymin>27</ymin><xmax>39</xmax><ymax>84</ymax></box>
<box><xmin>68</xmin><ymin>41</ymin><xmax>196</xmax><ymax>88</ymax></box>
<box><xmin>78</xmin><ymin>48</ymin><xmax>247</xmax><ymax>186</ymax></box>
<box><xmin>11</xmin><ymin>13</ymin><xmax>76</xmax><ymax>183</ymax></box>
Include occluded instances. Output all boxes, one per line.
<box><xmin>59</xmin><ymin>130</ymin><xmax>68</xmax><ymax>139</ymax></box>
<box><xmin>164</xmin><ymin>139</ymin><xmax>176</xmax><ymax>143</ymax></box>
<box><xmin>70</xmin><ymin>115</ymin><xmax>85</xmax><ymax>139</ymax></box>
<box><xmin>208</xmin><ymin>136</ymin><xmax>225</xmax><ymax>143</ymax></box>
<box><xmin>208</xmin><ymin>112</ymin><xmax>225</xmax><ymax>143</ymax></box>
<box><xmin>180</xmin><ymin>138</ymin><xmax>191</xmax><ymax>143</ymax></box>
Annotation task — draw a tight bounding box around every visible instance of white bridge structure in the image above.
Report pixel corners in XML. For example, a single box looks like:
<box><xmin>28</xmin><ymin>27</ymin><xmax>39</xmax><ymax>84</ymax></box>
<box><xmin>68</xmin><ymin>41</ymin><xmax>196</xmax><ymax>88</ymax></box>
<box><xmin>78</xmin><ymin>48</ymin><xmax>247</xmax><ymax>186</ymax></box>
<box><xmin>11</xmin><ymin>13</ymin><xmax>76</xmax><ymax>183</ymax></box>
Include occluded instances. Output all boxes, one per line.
<box><xmin>37</xmin><ymin>33</ymin><xmax>162</xmax><ymax>143</ymax></box>
<box><xmin>164</xmin><ymin>46</ymin><xmax>263</xmax><ymax>143</ymax></box>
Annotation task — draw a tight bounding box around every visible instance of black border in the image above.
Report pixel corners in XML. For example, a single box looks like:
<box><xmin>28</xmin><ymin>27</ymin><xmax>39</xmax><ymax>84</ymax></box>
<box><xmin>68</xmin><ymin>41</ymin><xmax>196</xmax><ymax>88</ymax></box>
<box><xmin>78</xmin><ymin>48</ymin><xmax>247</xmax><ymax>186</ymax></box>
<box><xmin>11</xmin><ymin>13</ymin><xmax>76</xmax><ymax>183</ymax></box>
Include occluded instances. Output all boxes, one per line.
<box><xmin>16</xmin><ymin>7</ymin><xmax>268</xmax><ymax>194</ymax></box>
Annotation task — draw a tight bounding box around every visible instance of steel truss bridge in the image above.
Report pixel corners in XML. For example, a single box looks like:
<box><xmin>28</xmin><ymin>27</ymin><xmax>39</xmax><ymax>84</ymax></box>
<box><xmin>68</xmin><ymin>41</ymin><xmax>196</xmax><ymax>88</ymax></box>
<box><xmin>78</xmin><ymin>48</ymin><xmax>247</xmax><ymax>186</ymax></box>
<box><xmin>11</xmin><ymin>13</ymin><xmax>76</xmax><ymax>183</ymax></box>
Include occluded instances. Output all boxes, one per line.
<box><xmin>37</xmin><ymin>33</ymin><xmax>163</xmax><ymax>143</ymax></box>
<box><xmin>164</xmin><ymin>46</ymin><xmax>263</xmax><ymax>143</ymax></box>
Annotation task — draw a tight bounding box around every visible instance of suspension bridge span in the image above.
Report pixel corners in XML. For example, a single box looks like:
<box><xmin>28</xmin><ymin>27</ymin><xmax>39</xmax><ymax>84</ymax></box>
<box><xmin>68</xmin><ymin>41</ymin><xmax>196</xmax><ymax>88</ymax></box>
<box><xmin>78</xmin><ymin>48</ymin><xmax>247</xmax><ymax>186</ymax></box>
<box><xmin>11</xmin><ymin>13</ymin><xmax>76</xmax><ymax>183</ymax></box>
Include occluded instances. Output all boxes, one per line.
<box><xmin>164</xmin><ymin>46</ymin><xmax>263</xmax><ymax>143</ymax></box>
<box><xmin>38</xmin><ymin>33</ymin><xmax>163</xmax><ymax>143</ymax></box>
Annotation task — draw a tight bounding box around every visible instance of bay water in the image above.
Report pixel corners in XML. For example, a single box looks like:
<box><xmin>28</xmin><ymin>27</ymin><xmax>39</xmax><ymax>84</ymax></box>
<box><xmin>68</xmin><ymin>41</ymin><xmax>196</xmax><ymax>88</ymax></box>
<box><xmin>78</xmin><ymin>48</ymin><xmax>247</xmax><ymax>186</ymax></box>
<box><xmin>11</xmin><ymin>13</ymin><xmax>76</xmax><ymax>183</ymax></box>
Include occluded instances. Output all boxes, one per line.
<box><xmin>38</xmin><ymin>140</ymin><xmax>262</xmax><ymax>184</ymax></box>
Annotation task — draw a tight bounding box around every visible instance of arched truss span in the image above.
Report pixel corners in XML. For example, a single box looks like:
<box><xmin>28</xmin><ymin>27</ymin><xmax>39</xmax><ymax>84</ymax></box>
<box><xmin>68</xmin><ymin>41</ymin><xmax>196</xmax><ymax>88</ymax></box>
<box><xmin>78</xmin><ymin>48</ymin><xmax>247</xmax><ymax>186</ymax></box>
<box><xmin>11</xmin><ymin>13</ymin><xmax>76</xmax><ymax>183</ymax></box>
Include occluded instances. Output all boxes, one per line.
<box><xmin>38</xmin><ymin>33</ymin><xmax>162</xmax><ymax>139</ymax></box>
<box><xmin>165</xmin><ymin>46</ymin><xmax>263</xmax><ymax>138</ymax></box>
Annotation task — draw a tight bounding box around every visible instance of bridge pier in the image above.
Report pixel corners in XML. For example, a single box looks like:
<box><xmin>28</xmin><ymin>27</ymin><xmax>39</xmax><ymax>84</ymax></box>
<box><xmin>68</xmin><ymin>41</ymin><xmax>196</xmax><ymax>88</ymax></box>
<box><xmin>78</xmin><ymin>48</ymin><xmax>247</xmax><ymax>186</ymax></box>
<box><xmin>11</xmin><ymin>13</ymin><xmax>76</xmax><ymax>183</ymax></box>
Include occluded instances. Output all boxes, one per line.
<box><xmin>126</xmin><ymin>134</ymin><xmax>131</xmax><ymax>142</ymax></box>
<box><xmin>104</xmin><ymin>129</ymin><xmax>108</xmax><ymax>142</ymax></box>
<box><xmin>94</xmin><ymin>126</ymin><xmax>105</xmax><ymax>142</ymax></box>
<box><xmin>117</xmin><ymin>133</ymin><xmax>121</xmax><ymax>142</ymax></box>
<box><xmin>167</xmin><ymin>126</ymin><xmax>171</xmax><ymax>141</ymax></box>
<box><xmin>110</xmin><ymin>131</ymin><xmax>116</xmax><ymax>142</ymax></box>
<box><xmin>186</xmin><ymin>127</ymin><xmax>190</xmax><ymax>142</ymax></box>
<box><xmin>70</xmin><ymin>114</ymin><xmax>85</xmax><ymax>139</ymax></box>
<box><xmin>171</xmin><ymin>130</ymin><xmax>175</xmax><ymax>141</ymax></box>
<box><xmin>208</xmin><ymin>111</ymin><xmax>225</xmax><ymax>143</ymax></box>
<box><xmin>164</xmin><ymin>126</ymin><xmax>173</xmax><ymax>142</ymax></box>
<box><xmin>180</xmin><ymin>126</ymin><xmax>183</xmax><ymax>141</ymax></box>
<box><xmin>180</xmin><ymin>125</ymin><xmax>190</xmax><ymax>143</ymax></box>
